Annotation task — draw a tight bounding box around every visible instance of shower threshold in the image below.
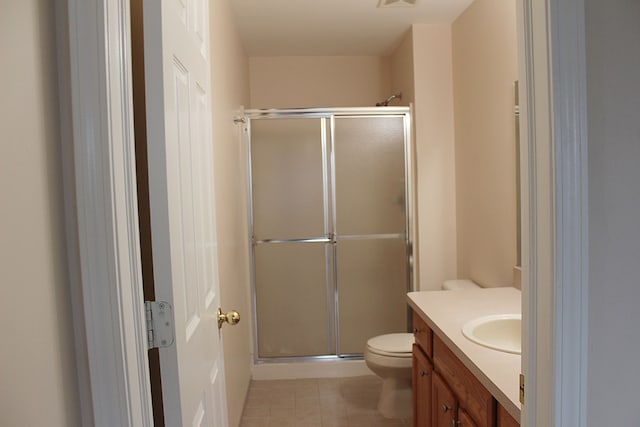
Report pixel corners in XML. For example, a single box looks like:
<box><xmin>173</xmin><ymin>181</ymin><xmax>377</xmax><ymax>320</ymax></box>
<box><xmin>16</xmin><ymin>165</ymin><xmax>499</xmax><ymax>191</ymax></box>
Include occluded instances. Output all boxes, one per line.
<box><xmin>252</xmin><ymin>356</ymin><xmax>372</xmax><ymax>381</ymax></box>
<box><xmin>255</xmin><ymin>354</ymin><xmax>363</xmax><ymax>364</ymax></box>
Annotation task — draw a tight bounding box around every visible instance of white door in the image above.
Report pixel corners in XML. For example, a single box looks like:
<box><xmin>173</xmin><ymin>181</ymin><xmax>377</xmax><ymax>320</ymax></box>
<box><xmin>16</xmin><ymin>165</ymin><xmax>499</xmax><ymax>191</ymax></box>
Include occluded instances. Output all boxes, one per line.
<box><xmin>143</xmin><ymin>0</ymin><xmax>229</xmax><ymax>425</ymax></box>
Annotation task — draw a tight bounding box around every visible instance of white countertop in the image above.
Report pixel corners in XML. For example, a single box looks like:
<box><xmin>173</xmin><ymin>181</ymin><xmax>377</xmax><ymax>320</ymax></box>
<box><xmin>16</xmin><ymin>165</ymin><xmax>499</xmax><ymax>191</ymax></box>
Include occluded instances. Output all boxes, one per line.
<box><xmin>407</xmin><ymin>287</ymin><xmax>522</xmax><ymax>422</ymax></box>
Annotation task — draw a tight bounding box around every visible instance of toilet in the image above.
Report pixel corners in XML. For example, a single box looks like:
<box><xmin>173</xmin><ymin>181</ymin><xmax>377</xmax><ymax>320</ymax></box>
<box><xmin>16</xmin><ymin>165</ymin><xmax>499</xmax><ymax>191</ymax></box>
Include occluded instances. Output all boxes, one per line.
<box><xmin>364</xmin><ymin>279</ymin><xmax>479</xmax><ymax>418</ymax></box>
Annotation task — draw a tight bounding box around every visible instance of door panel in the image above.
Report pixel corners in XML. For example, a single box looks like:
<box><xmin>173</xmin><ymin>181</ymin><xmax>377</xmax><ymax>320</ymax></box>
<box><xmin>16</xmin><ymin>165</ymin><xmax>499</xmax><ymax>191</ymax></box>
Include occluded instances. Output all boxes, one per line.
<box><xmin>144</xmin><ymin>0</ymin><xmax>227</xmax><ymax>425</ymax></box>
<box><xmin>459</xmin><ymin>408</ymin><xmax>479</xmax><ymax>427</ymax></box>
<box><xmin>337</xmin><ymin>238</ymin><xmax>407</xmax><ymax>354</ymax></box>
<box><xmin>251</xmin><ymin>118</ymin><xmax>327</xmax><ymax>240</ymax></box>
<box><xmin>254</xmin><ymin>243</ymin><xmax>330</xmax><ymax>357</ymax></box>
<box><xmin>334</xmin><ymin>116</ymin><xmax>406</xmax><ymax>235</ymax></box>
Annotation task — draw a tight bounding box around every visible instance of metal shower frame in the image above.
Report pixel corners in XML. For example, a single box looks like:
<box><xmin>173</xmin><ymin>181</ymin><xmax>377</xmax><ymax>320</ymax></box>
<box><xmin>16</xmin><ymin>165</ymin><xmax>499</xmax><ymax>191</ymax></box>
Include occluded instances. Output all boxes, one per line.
<box><xmin>240</xmin><ymin>107</ymin><xmax>415</xmax><ymax>364</ymax></box>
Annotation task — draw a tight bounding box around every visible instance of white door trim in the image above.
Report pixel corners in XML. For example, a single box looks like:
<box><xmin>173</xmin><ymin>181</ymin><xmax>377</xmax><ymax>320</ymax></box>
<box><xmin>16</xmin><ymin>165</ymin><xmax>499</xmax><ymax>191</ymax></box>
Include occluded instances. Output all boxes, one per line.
<box><xmin>56</xmin><ymin>0</ymin><xmax>589</xmax><ymax>425</ymax></box>
<box><xmin>518</xmin><ymin>0</ymin><xmax>589</xmax><ymax>426</ymax></box>
<box><xmin>56</xmin><ymin>0</ymin><xmax>153</xmax><ymax>426</ymax></box>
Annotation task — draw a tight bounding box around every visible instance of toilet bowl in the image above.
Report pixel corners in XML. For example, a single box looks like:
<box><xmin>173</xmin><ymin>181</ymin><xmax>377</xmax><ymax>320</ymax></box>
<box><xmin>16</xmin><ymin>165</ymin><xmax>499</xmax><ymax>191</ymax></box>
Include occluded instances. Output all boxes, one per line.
<box><xmin>364</xmin><ymin>333</ymin><xmax>414</xmax><ymax>418</ymax></box>
<box><xmin>365</xmin><ymin>279</ymin><xmax>480</xmax><ymax>419</ymax></box>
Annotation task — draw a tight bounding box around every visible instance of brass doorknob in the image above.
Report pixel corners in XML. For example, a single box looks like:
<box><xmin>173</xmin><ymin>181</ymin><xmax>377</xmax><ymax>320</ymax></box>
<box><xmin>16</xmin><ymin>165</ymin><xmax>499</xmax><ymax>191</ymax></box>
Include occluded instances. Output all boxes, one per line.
<box><xmin>217</xmin><ymin>308</ymin><xmax>240</xmax><ymax>329</ymax></box>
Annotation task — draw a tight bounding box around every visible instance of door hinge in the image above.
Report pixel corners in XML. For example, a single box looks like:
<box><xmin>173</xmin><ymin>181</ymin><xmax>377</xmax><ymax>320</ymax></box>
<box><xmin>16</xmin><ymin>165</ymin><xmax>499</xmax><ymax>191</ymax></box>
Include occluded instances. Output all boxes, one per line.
<box><xmin>519</xmin><ymin>373</ymin><xmax>525</xmax><ymax>404</ymax></box>
<box><xmin>145</xmin><ymin>301</ymin><xmax>175</xmax><ymax>349</ymax></box>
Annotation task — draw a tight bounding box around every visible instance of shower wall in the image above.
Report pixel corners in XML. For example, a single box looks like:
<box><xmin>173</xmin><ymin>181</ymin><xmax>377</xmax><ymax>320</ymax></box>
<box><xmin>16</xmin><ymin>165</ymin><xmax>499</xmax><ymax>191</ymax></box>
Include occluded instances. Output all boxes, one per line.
<box><xmin>248</xmin><ymin>111</ymin><xmax>411</xmax><ymax>360</ymax></box>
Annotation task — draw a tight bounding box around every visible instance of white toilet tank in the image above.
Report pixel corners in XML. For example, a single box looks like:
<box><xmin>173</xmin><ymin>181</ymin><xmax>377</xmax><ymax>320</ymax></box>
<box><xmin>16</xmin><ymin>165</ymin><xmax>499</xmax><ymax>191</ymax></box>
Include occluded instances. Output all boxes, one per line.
<box><xmin>442</xmin><ymin>279</ymin><xmax>479</xmax><ymax>291</ymax></box>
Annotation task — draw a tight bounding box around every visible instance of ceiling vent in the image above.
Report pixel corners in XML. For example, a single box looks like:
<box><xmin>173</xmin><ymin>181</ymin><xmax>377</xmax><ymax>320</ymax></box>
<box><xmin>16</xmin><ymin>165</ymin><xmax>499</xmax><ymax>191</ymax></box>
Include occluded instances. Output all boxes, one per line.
<box><xmin>377</xmin><ymin>0</ymin><xmax>417</xmax><ymax>7</ymax></box>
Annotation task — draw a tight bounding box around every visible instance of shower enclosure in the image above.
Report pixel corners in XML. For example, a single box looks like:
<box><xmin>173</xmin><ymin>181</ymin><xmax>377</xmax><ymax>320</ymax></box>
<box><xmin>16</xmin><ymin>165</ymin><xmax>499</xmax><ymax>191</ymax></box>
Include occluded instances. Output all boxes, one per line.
<box><xmin>243</xmin><ymin>107</ymin><xmax>413</xmax><ymax>362</ymax></box>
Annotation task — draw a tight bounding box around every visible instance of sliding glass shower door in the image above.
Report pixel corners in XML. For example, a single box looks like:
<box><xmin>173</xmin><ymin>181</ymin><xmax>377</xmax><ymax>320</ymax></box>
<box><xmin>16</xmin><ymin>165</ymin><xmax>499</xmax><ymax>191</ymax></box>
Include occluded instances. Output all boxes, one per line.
<box><xmin>247</xmin><ymin>109</ymin><xmax>412</xmax><ymax>361</ymax></box>
<box><xmin>250</xmin><ymin>117</ymin><xmax>333</xmax><ymax>358</ymax></box>
<box><xmin>333</xmin><ymin>116</ymin><xmax>408</xmax><ymax>355</ymax></box>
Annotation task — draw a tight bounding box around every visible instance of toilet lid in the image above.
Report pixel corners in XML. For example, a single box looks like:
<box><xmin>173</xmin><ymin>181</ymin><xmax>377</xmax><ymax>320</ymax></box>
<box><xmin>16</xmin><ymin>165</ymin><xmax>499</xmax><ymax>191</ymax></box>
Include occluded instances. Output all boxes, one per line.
<box><xmin>367</xmin><ymin>333</ymin><xmax>414</xmax><ymax>356</ymax></box>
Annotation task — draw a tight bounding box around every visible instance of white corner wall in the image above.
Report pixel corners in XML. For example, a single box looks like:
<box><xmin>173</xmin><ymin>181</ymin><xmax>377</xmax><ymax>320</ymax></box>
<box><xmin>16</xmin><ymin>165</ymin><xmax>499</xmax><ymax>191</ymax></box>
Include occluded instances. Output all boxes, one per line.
<box><xmin>209</xmin><ymin>1</ymin><xmax>252</xmax><ymax>426</ymax></box>
<box><xmin>585</xmin><ymin>0</ymin><xmax>640</xmax><ymax>425</ymax></box>
<box><xmin>0</xmin><ymin>1</ymin><xmax>81</xmax><ymax>425</ymax></box>
<box><xmin>411</xmin><ymin>24</ymin><xmax>458</xmax><ymax>290</ymax></box>
<box><xmin>451</xmin><ymin>0</ymin><xmax>518</xmax><ymax>288</ymax></box>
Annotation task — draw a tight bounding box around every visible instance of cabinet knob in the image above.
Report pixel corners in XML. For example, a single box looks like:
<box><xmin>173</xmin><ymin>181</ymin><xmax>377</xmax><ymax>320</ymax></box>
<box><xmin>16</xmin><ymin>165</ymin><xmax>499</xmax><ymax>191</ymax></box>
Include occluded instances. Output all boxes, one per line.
<box><xmin>442</xmin><ymin>404</ymin><xmax>451</xmax><ymax>413</ymax></box>
<box><xmin>420</xmin><ymin>370</ymin><xmax>429</xmax><ymax>377</ymax></box>
<box><xmin>413</xmin><ymin>327</ymin><xmax>419</xmax><ymax>334</ymax></box>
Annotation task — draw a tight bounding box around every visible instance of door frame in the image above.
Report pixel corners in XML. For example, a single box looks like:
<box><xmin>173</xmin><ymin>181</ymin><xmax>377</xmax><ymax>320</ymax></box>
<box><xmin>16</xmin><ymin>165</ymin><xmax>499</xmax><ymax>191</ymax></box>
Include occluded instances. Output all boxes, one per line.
<box><xmin>56</xmin><ymin>0</ymin><xmax>153</xmax><ymax>425</ymax></box>
<box><xmin>517</xmin><ymin>0</ymin><xmax>589</xmax><ymax>425</ymax></box>
<box><xmin>55</xmin><ymin>0</ymin><xmax>589</xmax><ymax>426</ymax></box>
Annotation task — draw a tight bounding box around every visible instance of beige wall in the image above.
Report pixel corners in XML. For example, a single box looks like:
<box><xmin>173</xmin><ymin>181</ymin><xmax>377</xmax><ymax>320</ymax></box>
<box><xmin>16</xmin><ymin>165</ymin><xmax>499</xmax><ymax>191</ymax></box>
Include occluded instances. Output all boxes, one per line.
<box><xmin>389</xmin><ymin>29</ymin><xmax>415</xmax><ymax>106</ymax></box>
<box><xmin>411</xmin><ymin>24</ymin><xmax>458</xmax><ymax>290</ymax></box>
<box><xmin>0</xmin><ymin>1</ymin><xmax>81</xmax><ymax>425</ymax></box>
<box><xmin>585</xmin><ymin>0</ymin><xmax>640</xmax><ymax>424</ymax></box>
<box><xmin>210</xmin><ymin>1</ymin><xmax>252</xmax><ymax>426</ymax></box>
<box><xmin>388</xmin><ymin>29</ymin><xmax>418</xmax><ymax>286</ymax></box>
<box><xmin>451</xmin><ymin>0</ymin><xmax>518</xmax><ymax>287</ymax></box>
<box><xmin>249</xmin><ymin>56</ymin><xmax>390</xmax><ymax>108</ymax></box>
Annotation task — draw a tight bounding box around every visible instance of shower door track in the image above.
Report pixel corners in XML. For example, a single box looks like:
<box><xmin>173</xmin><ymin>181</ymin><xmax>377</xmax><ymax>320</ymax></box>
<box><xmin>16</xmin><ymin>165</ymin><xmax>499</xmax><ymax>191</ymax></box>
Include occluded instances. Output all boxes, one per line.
<box><xmin>242</xmin><ymin>107</ymin><xmax>414</xmax><ymax>364</ymax></box>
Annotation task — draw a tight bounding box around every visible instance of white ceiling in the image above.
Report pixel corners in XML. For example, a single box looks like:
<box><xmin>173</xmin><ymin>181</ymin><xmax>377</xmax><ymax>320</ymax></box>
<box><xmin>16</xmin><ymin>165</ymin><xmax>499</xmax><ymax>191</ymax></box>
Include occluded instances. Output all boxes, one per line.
<box><xmin>230</xmin><ymin>0</ymin><xmax>474</xmax><ymax>57</ymax></box>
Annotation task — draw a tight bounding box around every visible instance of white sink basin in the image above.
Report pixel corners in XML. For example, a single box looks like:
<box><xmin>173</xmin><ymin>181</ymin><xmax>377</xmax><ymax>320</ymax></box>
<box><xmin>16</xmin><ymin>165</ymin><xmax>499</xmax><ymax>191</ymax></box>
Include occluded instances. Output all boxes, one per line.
<box><xmin>462</xmin><ymin>314</ymin><xmax>521</xmax><ymax>354</ymax></box>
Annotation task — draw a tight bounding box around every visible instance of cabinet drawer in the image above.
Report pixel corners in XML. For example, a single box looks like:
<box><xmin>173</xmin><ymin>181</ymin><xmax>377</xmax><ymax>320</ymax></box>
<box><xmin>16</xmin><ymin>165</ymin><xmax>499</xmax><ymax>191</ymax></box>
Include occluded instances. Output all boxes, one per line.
<box><xmin>433</xmin><ymin>335</ymin><xmax>495</xmax><ymax>427</ymax></box>
<box><xmin>413</xmin><ymin>311</ymin><xmax>433</xmax><ymax>358</ymax></box>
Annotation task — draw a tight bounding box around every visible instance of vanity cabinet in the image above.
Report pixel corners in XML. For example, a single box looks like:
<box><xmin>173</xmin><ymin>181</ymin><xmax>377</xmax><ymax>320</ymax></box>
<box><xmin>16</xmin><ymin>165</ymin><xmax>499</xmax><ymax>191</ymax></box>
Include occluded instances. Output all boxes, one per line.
<box><xmin>433</xmin><ymin>335</ymin><xmax>495</xmax><ymax>427</ymax></box>
<box><xmin>413</xmin><ymin>344</ymin><xmax>433</xmax><ymax>426</ymax></box>
<box><xmin>413</xmin><ymin>311</ymin><xmax>512</xmax><ymax>427</ymax></box>
<box><xmin>432</xmin><ymin>371</ymin><xmax>457</xmax><ymax>427</ymax></box>
<box><xmin>497</xmin><ymin>404</ymin><xmax>519</xmax><ymax>427</ymax></box>
<box><xmin>413</xmin><ymin>311</ymin><xmax>433</xmax><ymax>357</ymax></box>
<box><xmin>459</xmin><ymin>408</ymin><xmax>479</xmax><ymax>427</ymax></box>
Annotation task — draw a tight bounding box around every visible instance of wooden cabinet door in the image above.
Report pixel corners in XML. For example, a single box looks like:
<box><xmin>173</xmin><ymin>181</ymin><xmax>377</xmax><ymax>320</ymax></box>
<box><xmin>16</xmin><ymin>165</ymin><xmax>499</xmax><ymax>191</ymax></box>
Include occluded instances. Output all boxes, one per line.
<box><xmin>459</xmin><ymin>408</ymin><xmax>479</xmax><ymax>427</ymax></box>
<box><xmin>432</xmin><ymin>372</ymin><xmax>458</xmax><ymax>427</ymax></box>
<box><xmin>497</xmin><ymin>405</ymin><xmax>520</xmax><ymax>427</ymax></box>
<box><xmin>433</xmin><ymin>336</ymin><xmax>495</xmax><ymax>427</ymax></box>
<box><xmin>413</xmin><ymin>344</ymin><xmax>433</xmax><ymax>427</ymax></box>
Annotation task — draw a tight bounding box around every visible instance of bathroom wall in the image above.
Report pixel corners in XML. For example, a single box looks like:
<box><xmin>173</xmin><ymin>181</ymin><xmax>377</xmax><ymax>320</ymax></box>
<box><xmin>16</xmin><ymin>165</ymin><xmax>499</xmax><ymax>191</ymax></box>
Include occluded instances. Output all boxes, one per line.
<box><xmin>389</xmin><ymin>29</ymin><xmax>415</xmax><ymax>105</ymax></box>
<box><xmin>451</xmin><ymin>0</ymin><xmax>518</xmax><ymax>287</ymax></box>
<box><xmin>249</xmin><ymin>41</ymin><xmax>458</xmax><ymax>293</ymax></box>
<box><xmin>249</xmin><ymin>56</ymin><xmax>390</xmax><ymax>108</ymax></box>
<box><xmin>585</xmin><ymin>0</ymin><xmax>640</xmax><ymax>424</ymax></box>
<box><xmin>411</xmin><ymin>24</ymin><xmax>458</xmax><ymax>290</ymax></box>
<box><xmin>388</xmin><ymin>29</ymin><xmax>420</xmax><ymax>287</ymax></box>
<box><xmin>0</xmin><ymin>0</ymin><xmax>82</xmax><ymax>425</ymax></box>
<box><xmin>209</xmin><ymin>1</ymin><xmax>252</xmax><ymax>426</ymax></box>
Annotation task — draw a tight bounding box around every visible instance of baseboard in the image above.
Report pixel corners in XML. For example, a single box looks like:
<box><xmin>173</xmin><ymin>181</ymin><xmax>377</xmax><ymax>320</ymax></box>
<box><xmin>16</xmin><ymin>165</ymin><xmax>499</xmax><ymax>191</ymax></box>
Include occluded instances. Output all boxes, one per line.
<box><xmin>251</xmin><ymin>359</ymin><xmax>374</xmax><ymax>380</ymax></box>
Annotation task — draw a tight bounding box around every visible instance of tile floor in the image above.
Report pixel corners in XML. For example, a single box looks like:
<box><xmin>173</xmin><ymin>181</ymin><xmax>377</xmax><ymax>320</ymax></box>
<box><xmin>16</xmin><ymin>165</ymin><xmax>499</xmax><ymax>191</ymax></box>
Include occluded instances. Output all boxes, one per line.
<box><xmin>239</xmin><ymin>375</ymin><xmax>413</xmax><ymax>427</ymax></box>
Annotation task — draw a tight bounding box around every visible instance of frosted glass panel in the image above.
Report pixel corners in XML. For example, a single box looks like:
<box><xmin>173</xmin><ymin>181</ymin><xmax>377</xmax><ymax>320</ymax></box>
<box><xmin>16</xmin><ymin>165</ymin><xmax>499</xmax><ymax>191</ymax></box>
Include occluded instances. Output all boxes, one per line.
<box><xmin>334</xmin><ymin>117</ymin><xmax>406</xmax><ymax>235</ymax></box>
<box><xmin>255</xmin><ymin>243</ymin><xmax>329</xmax><ymax>357</ymax></box>
<box><xmin>251</xmin><ymin>118</ymin><xmax>325</xmax><ymax>240</ymax></box>
<box><xmin>337</xmin><ymin>239</ymin><xmax>407</xmax><ymax>355</ymax></box>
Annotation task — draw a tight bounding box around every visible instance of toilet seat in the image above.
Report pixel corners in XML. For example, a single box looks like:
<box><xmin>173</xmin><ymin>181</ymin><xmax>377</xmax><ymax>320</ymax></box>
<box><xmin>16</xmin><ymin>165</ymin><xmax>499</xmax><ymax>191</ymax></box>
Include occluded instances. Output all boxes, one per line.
<box><xmin>366</xmin><ymin>333</ymin><xmax>414</xmax><ymax>358</ymax></box>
